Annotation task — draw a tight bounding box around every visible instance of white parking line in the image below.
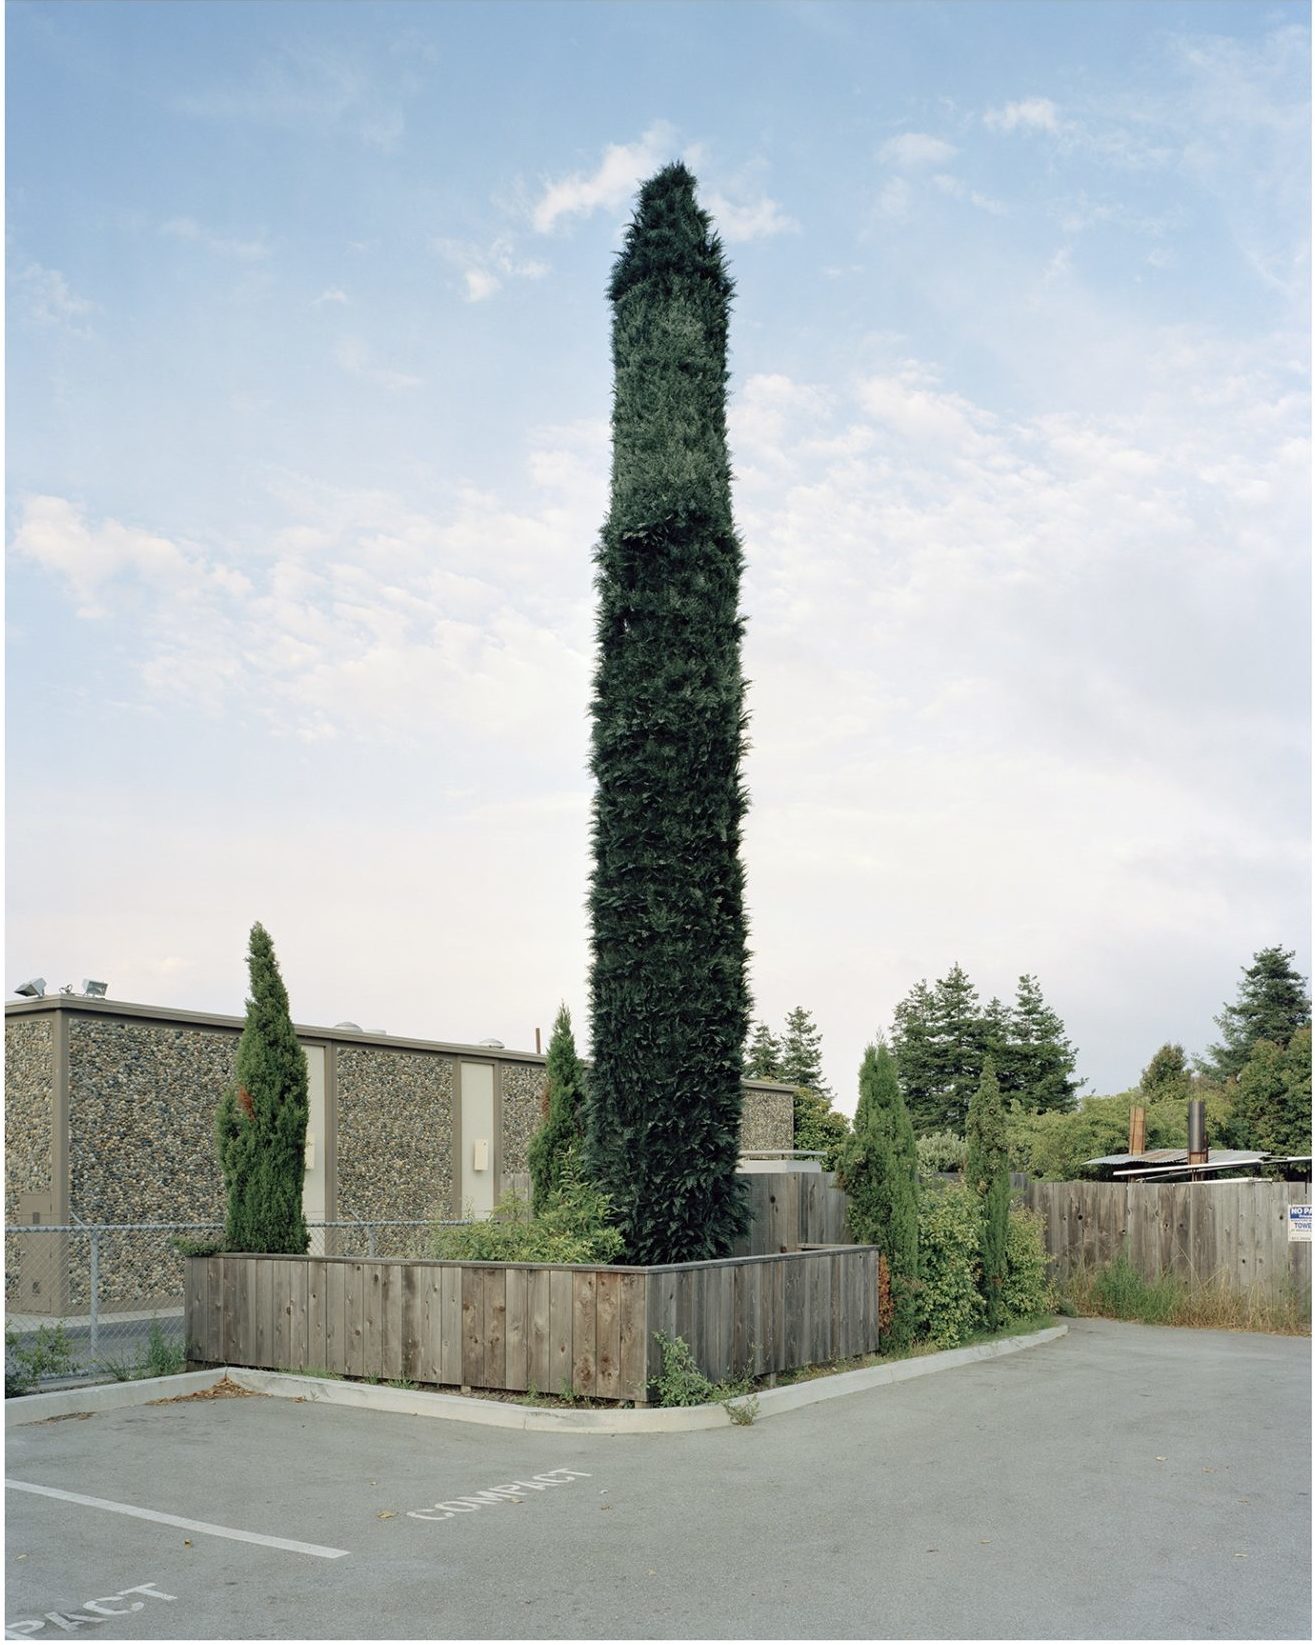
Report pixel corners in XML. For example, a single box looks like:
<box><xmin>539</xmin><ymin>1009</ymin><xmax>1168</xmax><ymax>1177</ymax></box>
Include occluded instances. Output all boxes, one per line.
<box><xmin>5</xmin><ymin>1480</ymin><xmax>350</xmax><ymax>1560</ymax></box>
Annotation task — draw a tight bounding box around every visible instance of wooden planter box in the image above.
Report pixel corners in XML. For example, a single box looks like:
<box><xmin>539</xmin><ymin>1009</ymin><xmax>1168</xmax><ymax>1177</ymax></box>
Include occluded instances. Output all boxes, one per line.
<box><xmin>185</xmin><ymin>1245</ymin><xmax>881</xmax><ymax>1404</ymax></box>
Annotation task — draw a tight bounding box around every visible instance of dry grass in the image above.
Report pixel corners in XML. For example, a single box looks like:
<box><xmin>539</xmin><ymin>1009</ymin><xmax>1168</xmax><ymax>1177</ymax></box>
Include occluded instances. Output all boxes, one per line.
<box><xmin>1063</xmin><ymin>1255</ymin><xmax>1310</xmax><ymax>1336</ymax></box>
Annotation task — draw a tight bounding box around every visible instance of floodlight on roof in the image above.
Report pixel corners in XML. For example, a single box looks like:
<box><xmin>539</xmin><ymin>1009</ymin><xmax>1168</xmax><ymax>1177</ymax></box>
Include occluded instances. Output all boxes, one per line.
<box><xmin>13</xmin><ymin>978</ymin><xmax>45</xmax><ymax>998</ymax></box>
<box><xmin>478</xmin><ymin>1038</ymin><xmax>505</xmax><ymax>1049</ymax></box>
<box><xmin>82</xmin><ymin>980</ymin><xmax>108</xmax><ymax>998</ymax></box>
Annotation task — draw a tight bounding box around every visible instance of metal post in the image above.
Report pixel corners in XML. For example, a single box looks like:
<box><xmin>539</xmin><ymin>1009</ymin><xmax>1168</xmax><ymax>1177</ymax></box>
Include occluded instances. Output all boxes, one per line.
<box><xmin>89</xmin><ymin>1229</ymin><xmax>101</xmax><ymax>1359</ymax></box>
<box><xmin>367</xmin><ymin>1225</ymin><xmax>377</xmax><ymax>1258</ymax></box>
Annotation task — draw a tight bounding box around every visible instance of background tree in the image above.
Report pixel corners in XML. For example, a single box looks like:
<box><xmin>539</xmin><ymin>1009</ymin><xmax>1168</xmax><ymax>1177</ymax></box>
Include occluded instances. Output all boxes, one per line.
<box><xmin>1202</xmin><ymin>946</ymin><xmax>1311</xmax><ymax>1081</ymax></box>
<box><xmin>792</xmin><ymin>1086</ymin><xmax>850</xmax><ymax>1172</ymax></box>
<box><xmin>1231</xmin><ymin>1028</ymin><xmax>1312</xmax><ymax>1156</ymax></box>
<box><xmin>839</xmin><ymin>1044</ymin><xmax>919</xmax><ymax>1350</ymax></box>
<box><xmin>745</xmin><ymin>1022</ymin><xmax>784</xmax><ymax>1080</ymax></box>
<box><xmin>527</xmin><ymin>1005</ymin><xmax>588</xmax><ymax>1214</ymax></box>
<box><xmin>965</xmin><ymin>1056</ymin><xmax>1009</xmax><ymax>1329</ymax></box>
<box><xmin>778</xmin><ymin>1005</ymin><xmax>830</xmax><ymax>1095</ymax></box>
<box><xmin>584</xmin><ymin>163</ymin><xmax>749</xmax><ymax>1264</ymax></box>
<box><xmin>1010</xmin><ymin>974</ymin><xmax>1082</xmax><ymax>1113</ymax></box>
<box><xmin>1139</xmin><ymin>1042</ymin><xmax>1191</xmax><ymax>1102</ymax></box>
<box><xmin>216</xmin><ymin>922</ymin><xmax>309</xmax><ymax>1254</ymax></box>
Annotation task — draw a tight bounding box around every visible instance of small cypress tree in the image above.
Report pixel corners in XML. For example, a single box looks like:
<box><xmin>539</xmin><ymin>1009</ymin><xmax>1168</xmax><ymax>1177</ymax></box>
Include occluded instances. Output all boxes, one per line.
<box><xmin>965</xmin><ymin>1055</ymin><xmax>1009</xmax><ymax>1330</ymax></box>
<box><xmin>839</xmin><ymin>1044</ymin><xmax>919</xmax><ymax>1351</ymax></box>
<box><xmin>585</xmin><ymin>162</ymin><xmax>749</xmax><ymax>1264</ymax></box>
<box><xmin>527</xmin><ymin>1005</ymin><xmax>587</xmax><ymax>1214</ymax></box>
<box><xmin>216</xmin><ymin>922</ymin><xmax>309</xmax><ymax>1253</ymax></box>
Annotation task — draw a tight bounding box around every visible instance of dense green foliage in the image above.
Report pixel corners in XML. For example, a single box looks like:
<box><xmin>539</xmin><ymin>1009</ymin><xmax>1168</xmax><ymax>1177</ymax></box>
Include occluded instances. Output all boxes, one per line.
<box><xmin>216</xmin><ymin>923</ymin><xmax>309</xmax><ymax>1254</ymax></box>
<box><xmin>839</xmin><ymin>1045</ymin><xmax>919</xmax><ymax>1349</ymax></box>
<box><xmin>966</xmin><ymin>1058</ymin><xmax>1010</xmax><ymax>1328</ymax></box>
<box><xmin>1005</xmin><ymin>1083</ymin><xmax>1234</xmax><ymax>1179</ymax></box>
<box><xmin>432</xmin><ymin>1176</ymin><xmax>624</xmax><ymax>1265</ymax></box>
<box><xmin>5</xmin><ymin>1324</ymin><xmax>76</xmax><ymax>1396</ymax></box>
<box><xmin>916</xmin><ymin>1130</ymin><xmax>966</xmax><ymax>1178</ymax></box>
<box><xmin>527</xmin><ymin>1005</ymin><xmax>587</xmax><ymax>1214</ymax></box>
<box><xmin>653</xmin><ymin>1331</ymin><xmax>756</xmax><ymax>1418</ymax></box>
<box><xmin>1233</xmin><ymin>1028</ymin><xmax>1312</xmax><ymax>1156</ymax></box>
<box><xmin>584</xmin><ymin>162</ymin><xmax>749</xmax><ymax>1265</ymax></box>
<box><xmin>892</xmin><ymin>966</ymin><xmax>1081</xmax><ymax>1133</ymax></box>
<box><xmin>915</xmin><ymin>1185</ymin><xmax>985</xmax><ymax>1347</ymax></box>
<box><xmin>1140</xmin><ymin>1042</ymin><xmax>1191</xmax><ymax>1100</ymax></box>
<box><xmin>793</xmin><ymin>1086</ymin><xmax>851</xmax><ymax>1171</ymax></box>
<box><xmin>1202</xmin><ymin>946</ymin><xmax>1311</xmax><ymax>1081</ymax></box>
<box><xmin>744</xmin><ymin>1022</ymin><xmax>783</xmax><ymax>1080</ymax></box>
<box><xmin>1002</xmin><ymin>1207</ymin><xmax>1054</xmax><ymax>1320</ymax></box>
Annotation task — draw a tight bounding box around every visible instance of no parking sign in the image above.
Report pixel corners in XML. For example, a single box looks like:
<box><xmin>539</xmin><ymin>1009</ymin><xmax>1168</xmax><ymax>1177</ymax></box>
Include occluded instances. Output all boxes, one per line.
<box><xmin>1287</xmin><ymin>1205</ymin><xmax>1311</xmax><ymax>1242</ymax></box>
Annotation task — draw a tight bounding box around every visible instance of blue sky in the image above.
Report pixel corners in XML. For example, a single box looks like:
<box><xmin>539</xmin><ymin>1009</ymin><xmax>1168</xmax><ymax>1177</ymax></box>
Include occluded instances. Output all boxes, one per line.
<box><xmin>7</xmin><ymin>0</ymin><xmax>1310</xmax><ymax>1110</ymax></box>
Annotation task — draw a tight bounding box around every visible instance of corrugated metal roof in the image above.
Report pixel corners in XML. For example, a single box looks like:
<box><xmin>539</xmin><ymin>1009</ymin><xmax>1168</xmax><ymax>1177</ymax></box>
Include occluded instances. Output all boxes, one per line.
<box><xmin>1084</xmin><ymin>1148</ymin><xmax>1268</xmax><ymax>1168</ymax></box>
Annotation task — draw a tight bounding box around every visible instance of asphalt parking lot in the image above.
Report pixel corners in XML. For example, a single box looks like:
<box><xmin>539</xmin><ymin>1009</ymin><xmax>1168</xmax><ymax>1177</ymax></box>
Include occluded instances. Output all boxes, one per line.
<box><xmin>5</xmin><ymin>1318</ymin><xmax>1310</xmax><ymax>1640</ymax></box>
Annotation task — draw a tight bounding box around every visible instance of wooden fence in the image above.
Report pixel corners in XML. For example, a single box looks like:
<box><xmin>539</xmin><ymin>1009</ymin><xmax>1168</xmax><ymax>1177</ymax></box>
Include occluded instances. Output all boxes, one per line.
<box><xmin>1024</xmin><ymin>1179</ymin><xmax>1311</xmax><ymax>1300</ymax></box>
<box><xmin>184</xmin><ymin>1244</ymin><xmax>880</xmax><ymax>1404</ymax></box>
<box><xmin>732</xmin><ymin>1171</ymin><xmax>852</xmax><ymax>1254</ymax></box>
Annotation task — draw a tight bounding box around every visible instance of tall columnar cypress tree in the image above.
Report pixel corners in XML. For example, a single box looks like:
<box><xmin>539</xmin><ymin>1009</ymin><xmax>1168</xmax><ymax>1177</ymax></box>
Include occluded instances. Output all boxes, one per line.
<box><xmin>965</xmin><ymin>1056</ymin><xmax>1009</xmax><ymax>1330</ymax></box>
<box><xmin>216</xmin><ymin>922</ymin><xmax>309</xmax><ymax>1253</ymax></box>
<box><xmin>527</xmin><ymin>1004</ymin><xmax>588</xmax><ymax>1214</ymax></box>
<box><xmin>840</xmin><ymin>1044</ymin><xmax>919</xmax><ymax>1351</ymax></box>
<box><xmin>585</xmin><ymin>163</ymin><xmax>749</xmax><ymax>1264</ymax></box>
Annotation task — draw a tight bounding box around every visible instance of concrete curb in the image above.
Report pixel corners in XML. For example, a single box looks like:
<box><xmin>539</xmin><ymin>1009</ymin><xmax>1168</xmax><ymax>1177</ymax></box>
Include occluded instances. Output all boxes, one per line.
<box><xmin>4</xmin><ymin>1325</ymin><xmax>1068</xmax><ymax>1433</ymax></box>
<box><xmin>5</xmin><ymin>1367</ymin><xmax>228</xmax><ymax>1427</ymax></box>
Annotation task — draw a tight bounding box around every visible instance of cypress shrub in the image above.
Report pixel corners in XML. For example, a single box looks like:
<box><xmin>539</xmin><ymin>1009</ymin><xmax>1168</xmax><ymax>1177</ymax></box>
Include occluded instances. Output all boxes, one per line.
<box><xmin>527</xmin><ymin>1005</ymin><xmax>587</xmax><ymax>1215</ymax></box>
<box><xmin>966</xmin><ymin>1056</ymin><xmax>1010</xmax><ymax>1329</ymax></box>
<box><xmin>839</xmin><ymin>1044</ymin><xmax>919</xmax><ymax>1351</ymax></box>
<box><xmin>216</xmin><ymin>922</ymin><xmax>309</xmax><ymax>1253</ymax></box>
<box><xmin>585</xmin><ymin>162</ymin><xmax>749</xmax><ymax>1264</ymax></box>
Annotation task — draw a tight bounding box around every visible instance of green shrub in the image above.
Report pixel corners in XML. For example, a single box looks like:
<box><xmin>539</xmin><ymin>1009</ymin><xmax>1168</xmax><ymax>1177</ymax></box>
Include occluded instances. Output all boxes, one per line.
<box><xmin>431</xmin><ymin>1175</ymin><xmax>624</xmax><ymax>1265</ymax></box>
<box><xmin>6</xmin><ymin>1324</ymin><xmax>77</xmax><ymax>1396</ymax></box>
<box><xmin>916</xmin><ymin>1131</ymin><xmax>965</xmax><ymax>1179</ymax></box>
<box><xmin>1002</xmin><ymin>1206</ymin><xmax>1054</xmax><ymax>1321</ymax></box>
<box><xmin>793</xmin><ymin>1086</ymin><xmax>851</xmax><ymax>1172</ymax></box>
<box><xmin>915</xmin><ymin>1185</ymin><xmax>984</xmax><ymax>1348</ymax></box>
<box><xmin>172</xmin><ymin>1236</ymin><xmax>225</xmax><ymax>1258</ymax></box>
<box><xmin>652</xmin><ymin>1331</ymin><xmax>757</xmax><ymax>1421</ymax></box>
<box><xmin>143</xmin><ymin>1320</ymin><xmax>185</xmax><ymax>1378</ymax></box>
<box><xmin>527</xmin><ymin>1005</ymin><xmax>588</xmax><ymax>1214</ymax></box>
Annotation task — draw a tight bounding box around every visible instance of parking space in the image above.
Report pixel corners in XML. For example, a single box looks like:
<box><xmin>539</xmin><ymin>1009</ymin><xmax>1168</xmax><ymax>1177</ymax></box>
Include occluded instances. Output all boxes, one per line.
<box><xmin>6</xmin><ymin>1319</ymin><xmax>1310</xmax><ymax>1639</ymax></box>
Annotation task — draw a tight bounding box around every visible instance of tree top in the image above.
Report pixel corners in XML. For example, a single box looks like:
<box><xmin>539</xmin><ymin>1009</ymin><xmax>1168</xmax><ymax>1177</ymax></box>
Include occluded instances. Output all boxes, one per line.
<box><xmin>609</xmin><ymin>162</ymin><xmax>732</xmax><ymax>305</ymax></box>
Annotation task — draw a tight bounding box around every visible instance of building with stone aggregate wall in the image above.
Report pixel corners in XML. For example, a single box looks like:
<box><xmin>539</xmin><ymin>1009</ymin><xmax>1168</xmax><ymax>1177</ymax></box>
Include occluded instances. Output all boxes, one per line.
<box><xmin>5</xmin><ymin>995</ymin><xmax>796</xmax><ymax>1311</ymax></box>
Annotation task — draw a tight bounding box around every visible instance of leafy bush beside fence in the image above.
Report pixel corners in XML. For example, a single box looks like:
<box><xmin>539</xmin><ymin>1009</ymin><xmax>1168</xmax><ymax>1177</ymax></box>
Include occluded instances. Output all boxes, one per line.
<box><xmin>915</xmin><ymin>1187</ymin><xmax>1054</xmax><ymax>1349</ymax></box>
<box><xmin>431</xmin><ymin>1177</ymin><xmax>623</xmax><ymax>1265</ymax></box>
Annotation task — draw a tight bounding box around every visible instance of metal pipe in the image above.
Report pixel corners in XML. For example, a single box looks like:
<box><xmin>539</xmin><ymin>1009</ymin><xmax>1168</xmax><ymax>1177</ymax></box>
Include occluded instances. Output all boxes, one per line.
<box><xmin>89</xmin><ymin>1230</ymin><xmax>101</xmax><ymax>1359</ymax></box>
<box><xmin>1188</xmin><ymin>1099</ymin><xmax>1208</xmax><ymax>1164</ymax></box>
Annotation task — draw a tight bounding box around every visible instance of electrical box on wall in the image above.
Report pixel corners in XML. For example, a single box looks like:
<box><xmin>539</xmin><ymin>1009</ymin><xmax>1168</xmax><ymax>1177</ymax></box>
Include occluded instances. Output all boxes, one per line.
<box><xmin>472</xmin><ymin>1138</ymin><xmax>489</xmax><ymax>1172</ymax></box>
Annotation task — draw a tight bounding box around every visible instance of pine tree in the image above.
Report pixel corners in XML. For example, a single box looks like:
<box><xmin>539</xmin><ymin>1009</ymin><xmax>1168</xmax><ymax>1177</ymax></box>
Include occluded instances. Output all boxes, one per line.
<box><xmin>584</xmin><ymin>163</ymin><xmax>749</xmax><ymax>1264</ymax></box>
<box><xmin>527</xmin><ymin>1005</ymin><xmax>588</xmax><ymax>1214</ymax></box>
<box><xmin>1203</xmin><ymin>946</ymin><xmax>1312</xmax><ymax>1081</ymax></box>
<box><xmin>778</xmin><ymin>1006</ymin><xmax>829</xmax><ymax>1095</ymax></box>
<box><xmin>891</xmin><ymin>979</ymin><xmax>938</xmax><ymax>1130</ymax></box>
<box><xmin>216</xmin><ymin>922</ymin><xmax>309</xmax><ymax>1254</ymax></box>
<box><xmin>927</xmin><ymin>964</ymin><xmax>985</xmax><ymax>1134</ymax></box>
<box><xmin>1010</xmin><ymin>974</ymin><xmax>1082</xmax><ymax>1114</ymax></box>
<box><xmin>840</xmin><ymin>1044</ymin><xmax>919</xmax><ymax>1351</ymax></box>
<box><xmin>965</xmin><ymin>1056</ymin><xmax>1009</xmax><ymax>1330</ymax></box>
<box><xmin>745</xmin><ymin>1022</ymin><xmax>784</xmax><ymax>1080</ymax></box>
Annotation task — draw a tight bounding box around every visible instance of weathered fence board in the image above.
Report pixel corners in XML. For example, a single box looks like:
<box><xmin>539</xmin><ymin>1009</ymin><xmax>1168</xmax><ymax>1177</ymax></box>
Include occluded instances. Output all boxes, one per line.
<box><xmin>1024</xmin><ymin>1179</ymin><xmax>1311</xmax><ymax>1307</ymax></box>
<box><xmin>186</xmin><ymin>1245</ymin><xmax>881</xmax><ymax>1403</ymax></box>
<box><xmin>733</xmin><ymin>1171</ymin><xmax>854</xmax><ymax>1256</ymax></box>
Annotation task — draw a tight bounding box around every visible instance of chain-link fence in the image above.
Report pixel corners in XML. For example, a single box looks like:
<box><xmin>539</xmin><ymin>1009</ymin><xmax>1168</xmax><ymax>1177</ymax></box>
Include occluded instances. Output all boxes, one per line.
<box><xmin>4</xmin><ymin>1218</ymin><xmax>465</xmax><ymax>1390</ymax></box>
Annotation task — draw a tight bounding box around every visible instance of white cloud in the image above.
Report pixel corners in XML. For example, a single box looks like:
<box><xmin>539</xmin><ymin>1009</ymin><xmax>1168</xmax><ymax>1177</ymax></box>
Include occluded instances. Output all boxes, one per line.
<box><xmin>985</xmin><ymin>97</ymin><xmax>1062</xmax><ymax>133</ymax></box>
<box><xmin>703</xmin><ymin>192</ymin><xmax>799</xmax><ymax>242</ymax></box>
<box><xmin>531</xmin><ymin>122</ymin><xmax>678</xmax><ymax>233</ymax></box>
<box><xmin>12</xmin><ymin>262</ymin><xmax>96</xmax><ymax>334</ymax></box>
<box><xmin>161</xmin><ymin>216</ymin><xmax>270</xmax><ymax>261</ymax></box>
<box><xmin>931</xmin><ymin>174</ymin><xmax>1008</xmax><ymax>215</ymax></box>
<box><xmin>879</xmin><ymin>132</ymin><xmax>958</xmax><ymax>167</ymax></box>
<box><xmin>334</xmin><ymin>336</ymin><xmax>422</xmax><ymax>390</ymax></box>
<box><xmin>433</xmin><ymin>236</ymin><xmax>550</xmax><ymax>303</ymax></box>
<box><xmin>313</xmin><ymin>287</ymin><xmax>349</xmax><ymax>306</ymax></box>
